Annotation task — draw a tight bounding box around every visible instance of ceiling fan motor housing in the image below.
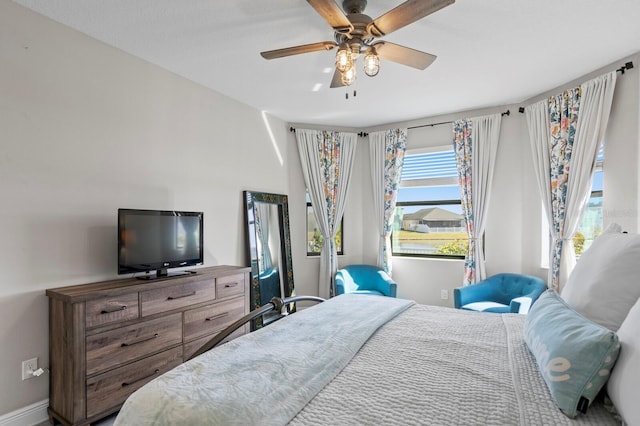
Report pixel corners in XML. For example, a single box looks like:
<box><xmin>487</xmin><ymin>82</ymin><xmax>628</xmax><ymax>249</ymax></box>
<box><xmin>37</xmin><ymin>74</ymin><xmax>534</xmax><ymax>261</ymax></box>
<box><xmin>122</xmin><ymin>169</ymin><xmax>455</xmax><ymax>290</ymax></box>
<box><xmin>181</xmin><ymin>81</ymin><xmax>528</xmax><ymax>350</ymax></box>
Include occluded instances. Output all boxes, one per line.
<box><xmin>342</xmin><ymin>0</ymin><xmax>367</xmax><ymax>14</ymax></box>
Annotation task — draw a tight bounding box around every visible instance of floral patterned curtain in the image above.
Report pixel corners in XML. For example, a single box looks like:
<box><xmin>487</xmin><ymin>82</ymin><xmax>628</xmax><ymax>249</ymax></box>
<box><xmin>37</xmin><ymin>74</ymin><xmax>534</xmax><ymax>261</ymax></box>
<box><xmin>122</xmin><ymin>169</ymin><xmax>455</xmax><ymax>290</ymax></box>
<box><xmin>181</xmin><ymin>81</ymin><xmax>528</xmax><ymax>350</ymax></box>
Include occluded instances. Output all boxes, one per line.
<box><xmin>547</xmin><ymin>88</ymin><xmax>580</xmax><ymax>289</ymax></box>
<box><xmin>296</xmin><ymin>129</ymin><xmax>357</xmax><ymax>298</ymax></box>
<box><xmin>453</xmin><ymin>114</ymin><xmax>502</xmax><ymax>286</ymax></box>
<box><xmin>526</xmin><ymin>71</ymin><xmax>617</xmax><ymax>291</ymax></box>
<box><xmin>453</xmin><ymin>120</ymin><xmax>475</xmax><ymax>284</ymax></box>
<box><xmin>369</xmin><ymin>129</ymin><xmax>407</xmax><ymax>274</ymax></box>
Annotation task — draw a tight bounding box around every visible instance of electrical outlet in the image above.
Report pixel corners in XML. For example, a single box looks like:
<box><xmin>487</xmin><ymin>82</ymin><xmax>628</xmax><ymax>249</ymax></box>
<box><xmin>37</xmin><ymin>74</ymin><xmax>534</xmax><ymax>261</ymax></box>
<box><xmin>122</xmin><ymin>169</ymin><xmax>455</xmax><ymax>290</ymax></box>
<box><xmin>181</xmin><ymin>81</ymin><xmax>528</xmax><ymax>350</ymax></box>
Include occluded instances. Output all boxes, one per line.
<box><xmin>22</xmin><ymin>357</ymin><xmax>38</xmax><ymax>380</ymax></box>
<box><xmin>440</xmin><ymin>289</ymin><xmax>449</xmax><ymax>300</ymax></box>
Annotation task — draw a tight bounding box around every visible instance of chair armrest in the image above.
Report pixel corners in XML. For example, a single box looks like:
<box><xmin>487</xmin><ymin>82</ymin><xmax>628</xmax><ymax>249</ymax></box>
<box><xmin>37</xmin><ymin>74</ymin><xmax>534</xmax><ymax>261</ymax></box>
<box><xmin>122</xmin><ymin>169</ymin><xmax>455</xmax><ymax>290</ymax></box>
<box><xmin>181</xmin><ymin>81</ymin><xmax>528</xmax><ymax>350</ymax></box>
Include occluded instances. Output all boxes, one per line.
<box><xmin>453</xmin><ymin>288</ymin><xmax>464</xmax><ymax>308</ymax></box>
<box><xmin>335</xmin><ymin>274</ymin><xmax>346</xmax><ymax>295</ymax></box>
<box><xmin>386</xmin><ymin>281</ymin><xmax>398</xmax><ymax>298</ymax></box>
<box><xmin>510</xmin><ymin>296</ymin><xmax>533</xmax><ymax>314</ymax></box>
<box><xmin>374</xmin><ymin>272</ymin><xmax>397</xmax><ymax>297</ymax></box>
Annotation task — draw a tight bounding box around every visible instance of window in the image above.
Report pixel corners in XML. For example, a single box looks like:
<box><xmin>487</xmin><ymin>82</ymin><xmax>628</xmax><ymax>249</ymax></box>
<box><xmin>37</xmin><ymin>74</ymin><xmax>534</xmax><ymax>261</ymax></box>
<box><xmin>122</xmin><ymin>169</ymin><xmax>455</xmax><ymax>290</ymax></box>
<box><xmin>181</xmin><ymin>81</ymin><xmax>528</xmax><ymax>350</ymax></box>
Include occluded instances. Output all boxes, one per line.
<box><xmin>574</xmin><ymin>149</ymin><xmax>604</xmax><ymax>256</ymax></box>
<box><xmin>392</xmin><ymin>147</ymin><xmax>465</xmax><ymax>258</ymax></box>
<box><xmin>306</xmin><ymin>195</ymin><xmax>344</xmax><ymax>256</ymax></box>
<box><xmin>540</xmin><ymin>147</ymin><xmax>604</xmax><ymax>265</ymax></box>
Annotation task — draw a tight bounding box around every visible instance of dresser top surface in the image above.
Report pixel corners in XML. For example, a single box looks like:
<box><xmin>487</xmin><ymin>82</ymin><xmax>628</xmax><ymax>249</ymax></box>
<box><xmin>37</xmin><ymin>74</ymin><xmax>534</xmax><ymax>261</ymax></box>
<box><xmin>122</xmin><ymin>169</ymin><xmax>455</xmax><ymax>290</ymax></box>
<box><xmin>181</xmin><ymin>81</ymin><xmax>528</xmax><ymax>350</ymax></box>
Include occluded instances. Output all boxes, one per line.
<box><xmin>46</xmin><ymin>265</ymin><xmax>250</xmax><ymax>302</ymax></box>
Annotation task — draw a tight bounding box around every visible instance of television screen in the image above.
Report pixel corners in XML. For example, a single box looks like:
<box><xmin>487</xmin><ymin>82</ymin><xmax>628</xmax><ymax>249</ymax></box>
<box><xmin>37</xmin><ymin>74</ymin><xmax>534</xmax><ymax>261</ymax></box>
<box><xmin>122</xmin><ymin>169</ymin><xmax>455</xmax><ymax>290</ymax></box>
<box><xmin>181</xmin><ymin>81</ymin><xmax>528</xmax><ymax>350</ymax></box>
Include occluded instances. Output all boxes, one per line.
<box><xmin>118</xmin><ymin>209</ymin><xmax>203</xmax><ymax>278</ymax></box>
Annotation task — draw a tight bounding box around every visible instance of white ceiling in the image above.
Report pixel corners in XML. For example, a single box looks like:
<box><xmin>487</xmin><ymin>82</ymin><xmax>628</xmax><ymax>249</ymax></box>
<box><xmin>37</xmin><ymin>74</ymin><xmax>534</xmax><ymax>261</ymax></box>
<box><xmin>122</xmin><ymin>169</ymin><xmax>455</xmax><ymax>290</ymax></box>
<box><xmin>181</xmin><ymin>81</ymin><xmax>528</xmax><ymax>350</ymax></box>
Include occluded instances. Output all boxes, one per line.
<box><xmin>13</xmin><ymin>0</ymin><xmax>640</xmax><ymax>128</ymax></box>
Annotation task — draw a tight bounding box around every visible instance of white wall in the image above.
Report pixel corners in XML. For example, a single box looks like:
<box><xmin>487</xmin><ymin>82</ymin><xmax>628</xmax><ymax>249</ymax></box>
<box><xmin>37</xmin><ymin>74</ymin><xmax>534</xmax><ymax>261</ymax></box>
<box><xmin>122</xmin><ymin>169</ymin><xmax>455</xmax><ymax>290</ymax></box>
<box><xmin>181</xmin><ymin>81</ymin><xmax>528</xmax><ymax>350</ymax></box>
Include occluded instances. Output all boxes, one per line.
<box><xmin>0</xmin><ymin>2</ymin><xmax>290</xmax><ymax>416</ymax></box>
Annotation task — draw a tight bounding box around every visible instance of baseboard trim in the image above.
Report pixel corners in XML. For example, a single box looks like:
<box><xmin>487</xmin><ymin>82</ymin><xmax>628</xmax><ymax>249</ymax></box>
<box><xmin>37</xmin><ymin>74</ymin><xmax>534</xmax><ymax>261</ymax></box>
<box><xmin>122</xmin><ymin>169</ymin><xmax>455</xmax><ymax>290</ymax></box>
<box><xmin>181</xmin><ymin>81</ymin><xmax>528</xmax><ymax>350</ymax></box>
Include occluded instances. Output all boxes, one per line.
<box><xmin>0</xmin><ymin>400</ymin><xmax>48</xmax><ymax>426</ymax></box>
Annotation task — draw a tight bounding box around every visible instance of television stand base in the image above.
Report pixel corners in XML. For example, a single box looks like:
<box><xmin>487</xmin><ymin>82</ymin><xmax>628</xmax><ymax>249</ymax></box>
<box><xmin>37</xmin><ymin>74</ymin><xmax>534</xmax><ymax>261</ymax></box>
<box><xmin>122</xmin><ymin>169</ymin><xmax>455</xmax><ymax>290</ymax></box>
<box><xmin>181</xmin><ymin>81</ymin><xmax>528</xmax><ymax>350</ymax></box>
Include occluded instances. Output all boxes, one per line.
<box><xmin>136</xmin><ymin>270</ymin><xmax>196</xmax><ymax>280</ymax></box>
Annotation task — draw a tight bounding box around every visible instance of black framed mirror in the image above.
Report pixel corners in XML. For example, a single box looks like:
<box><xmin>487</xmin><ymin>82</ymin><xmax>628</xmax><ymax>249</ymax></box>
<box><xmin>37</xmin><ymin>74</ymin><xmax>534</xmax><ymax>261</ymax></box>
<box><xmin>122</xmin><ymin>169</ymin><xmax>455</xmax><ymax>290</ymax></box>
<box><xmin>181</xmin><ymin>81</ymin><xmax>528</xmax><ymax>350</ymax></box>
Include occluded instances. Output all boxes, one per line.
<box><xmin>243</xmin><ymin>191</ymin><xmax>295</xmax><ymax>329</ymax></box>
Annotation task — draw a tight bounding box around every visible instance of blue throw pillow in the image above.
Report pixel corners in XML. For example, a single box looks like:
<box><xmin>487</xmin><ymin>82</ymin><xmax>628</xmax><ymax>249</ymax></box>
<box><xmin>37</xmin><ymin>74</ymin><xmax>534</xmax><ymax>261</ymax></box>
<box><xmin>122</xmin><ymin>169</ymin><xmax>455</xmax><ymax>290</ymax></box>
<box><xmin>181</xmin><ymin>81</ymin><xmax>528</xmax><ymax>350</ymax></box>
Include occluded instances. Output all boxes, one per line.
<box><xmin>524</xmin><ymin>290</ymin><xmax>620</xmax><ymax>418</ymax></box>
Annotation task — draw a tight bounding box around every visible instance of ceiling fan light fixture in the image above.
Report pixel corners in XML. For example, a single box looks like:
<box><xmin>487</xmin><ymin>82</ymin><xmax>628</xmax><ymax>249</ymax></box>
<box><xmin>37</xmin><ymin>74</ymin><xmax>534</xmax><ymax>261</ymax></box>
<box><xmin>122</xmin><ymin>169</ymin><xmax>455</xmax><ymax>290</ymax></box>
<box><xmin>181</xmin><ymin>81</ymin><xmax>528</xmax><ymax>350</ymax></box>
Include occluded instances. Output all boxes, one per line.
<box><xmin>341</xmin><ymin>64</ymin><xmax>357</xmax><ymax>86</ymax></box>
<box><xmin>335</xmin><ymin>44</ymin><xmax>353</xmax><ymax>73</ymax></box>
<box><xmin>259</xmin><ymin>0</ymin><xmax>454</xmax><ymax>89</ymax></box>
<box><xmin>363</xmin><ymin>47</ymin><xmax>380</xmax><ymax>77</ymax></box>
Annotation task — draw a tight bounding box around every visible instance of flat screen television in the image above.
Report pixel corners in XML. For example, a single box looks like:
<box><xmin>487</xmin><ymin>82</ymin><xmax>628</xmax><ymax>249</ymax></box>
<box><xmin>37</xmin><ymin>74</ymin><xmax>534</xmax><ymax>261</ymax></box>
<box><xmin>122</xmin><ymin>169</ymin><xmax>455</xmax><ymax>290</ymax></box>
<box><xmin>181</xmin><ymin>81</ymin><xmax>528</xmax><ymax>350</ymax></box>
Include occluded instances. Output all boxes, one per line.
<box><xmin>118</xmin><ymin>208</ymin><xmax>204</xmax><ymax>279</ymax></box>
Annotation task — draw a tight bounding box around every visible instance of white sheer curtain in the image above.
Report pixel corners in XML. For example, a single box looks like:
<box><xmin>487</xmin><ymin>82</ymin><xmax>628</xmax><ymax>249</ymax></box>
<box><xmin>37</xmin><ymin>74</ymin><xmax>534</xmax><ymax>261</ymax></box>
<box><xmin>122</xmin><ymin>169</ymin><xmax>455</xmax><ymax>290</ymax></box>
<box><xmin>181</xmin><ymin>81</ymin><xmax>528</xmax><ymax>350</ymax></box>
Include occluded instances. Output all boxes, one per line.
<box><xmin>369</xmin><ymin>129</ymin><xmax>407</xmax><ymax>275</ymax></box>
<box><xmin>526</xmin><ymin>71</ymin><xmax>617</xmax><ymax>291</ymax></box>
<box><xmin>453</xmin><ymin>114</ymin><xmax>502</xmax><ymax>285</ymax></box>
<box><xmin>296</xmin><ymin>129</ymin><xmax>357</xmax><ymax>298</ymax></box>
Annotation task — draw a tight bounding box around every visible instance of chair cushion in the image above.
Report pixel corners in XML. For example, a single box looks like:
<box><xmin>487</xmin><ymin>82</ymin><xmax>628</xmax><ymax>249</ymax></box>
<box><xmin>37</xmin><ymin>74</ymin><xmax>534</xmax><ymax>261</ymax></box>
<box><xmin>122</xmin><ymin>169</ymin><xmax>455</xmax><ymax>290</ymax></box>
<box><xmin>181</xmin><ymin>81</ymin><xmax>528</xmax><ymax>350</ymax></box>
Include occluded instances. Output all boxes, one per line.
<box><xmin>525</xmin><ymin>290</ymin><xmax>620</xmax><ymax>418</ymax></box>
<box><xmin>461</xmin><ymin>301</ymin><xmax>509</xmax><ymax>312</ymax></box>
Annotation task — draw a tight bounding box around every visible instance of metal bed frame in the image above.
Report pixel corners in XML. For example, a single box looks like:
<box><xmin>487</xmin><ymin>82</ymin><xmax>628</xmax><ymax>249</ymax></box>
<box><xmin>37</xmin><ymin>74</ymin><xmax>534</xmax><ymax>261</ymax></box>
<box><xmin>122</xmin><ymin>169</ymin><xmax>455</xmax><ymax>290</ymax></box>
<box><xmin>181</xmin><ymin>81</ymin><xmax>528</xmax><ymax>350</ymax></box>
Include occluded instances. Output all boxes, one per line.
<box><xmin>187</xmin><ymin>295</ymin><xmax>325</xmax><ymax>361</ymax></box>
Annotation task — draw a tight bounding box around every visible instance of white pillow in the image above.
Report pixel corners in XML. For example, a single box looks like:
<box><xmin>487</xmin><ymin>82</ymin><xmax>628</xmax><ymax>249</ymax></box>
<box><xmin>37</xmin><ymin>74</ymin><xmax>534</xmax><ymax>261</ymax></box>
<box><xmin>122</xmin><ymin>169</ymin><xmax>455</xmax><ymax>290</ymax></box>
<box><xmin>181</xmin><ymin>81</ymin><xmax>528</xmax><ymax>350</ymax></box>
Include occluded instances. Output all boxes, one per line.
<box><xmin>607</xmin><ymin>297</ymin><xmax>640</xmax><ymax>425</ymax></box>
<box><xmin>561</xmin><ymin>225</ymin><xmax>640</xmax><ymax>331</ymax></box>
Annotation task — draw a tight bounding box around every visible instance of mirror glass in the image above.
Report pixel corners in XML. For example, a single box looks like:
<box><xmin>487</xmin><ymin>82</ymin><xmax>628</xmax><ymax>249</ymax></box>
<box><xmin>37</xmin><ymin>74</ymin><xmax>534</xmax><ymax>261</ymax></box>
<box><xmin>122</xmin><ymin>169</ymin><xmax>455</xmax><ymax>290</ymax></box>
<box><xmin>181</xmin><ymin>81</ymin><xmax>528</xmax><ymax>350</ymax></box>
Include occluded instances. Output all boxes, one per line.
<box><xmin>243</xmin><ymin>191</ymin><xmax>295</xmax><ymax>329</ymax></box>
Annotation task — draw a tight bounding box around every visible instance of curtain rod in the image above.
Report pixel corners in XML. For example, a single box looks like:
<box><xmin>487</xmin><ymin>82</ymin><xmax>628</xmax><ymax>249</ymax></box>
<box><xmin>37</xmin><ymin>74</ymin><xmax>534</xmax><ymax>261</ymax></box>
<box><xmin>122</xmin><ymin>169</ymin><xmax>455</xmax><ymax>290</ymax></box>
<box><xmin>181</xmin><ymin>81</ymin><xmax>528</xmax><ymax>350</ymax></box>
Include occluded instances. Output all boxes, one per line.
<box><xmin>518</xmin><ymin>61</ymin><xmax>634</xmax><ymax>113</ymax></box>
<box><xmin>288</xmin><ymin>127</ymin><xmax>368</xmax><ymax>137</ymax></box>
<box><xmin>289</xmin><ymin>109</ymin><xmax>511</xmax><ymax>136</ymax></box>
<box><xmin>617</xmin><ymin>61</ymin><xmax>635</xmax><ymax>74</ymax></box>
<box><xmin>407</xmin><ymin>109</ymin><xmax>511</xmax><ymax>131</ymax></box>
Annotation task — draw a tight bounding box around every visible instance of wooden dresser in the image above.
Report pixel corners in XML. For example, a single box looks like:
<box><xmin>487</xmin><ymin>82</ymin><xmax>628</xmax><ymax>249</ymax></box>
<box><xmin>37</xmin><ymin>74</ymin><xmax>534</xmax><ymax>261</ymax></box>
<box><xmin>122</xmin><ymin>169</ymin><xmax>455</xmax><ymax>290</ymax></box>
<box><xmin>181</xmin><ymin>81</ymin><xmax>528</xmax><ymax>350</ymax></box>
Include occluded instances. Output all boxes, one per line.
<box><xmin>46</xmin><ymin>265</ymin><xmax>250</xmax><ymax>426</ymax></box>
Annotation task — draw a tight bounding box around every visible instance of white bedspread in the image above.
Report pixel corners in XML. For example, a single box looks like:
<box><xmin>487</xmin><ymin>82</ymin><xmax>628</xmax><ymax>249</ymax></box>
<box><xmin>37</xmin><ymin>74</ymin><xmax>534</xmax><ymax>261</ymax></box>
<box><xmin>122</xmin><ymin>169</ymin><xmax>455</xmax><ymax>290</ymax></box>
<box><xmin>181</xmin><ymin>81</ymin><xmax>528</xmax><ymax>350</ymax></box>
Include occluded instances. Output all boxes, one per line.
<box><xmin>114</xmin><ymin>294</ymin><xmax>414</xmax><ymax>426</ymax></box>
<box><xmin>291</xmin><ymin>304</ymin><xmax>619</xmax><ymax>426</ymax></box>
<box><xmin>115</xmin><ymin>295</ymin><xmax>619</xmax><ymax>426</ymax></box>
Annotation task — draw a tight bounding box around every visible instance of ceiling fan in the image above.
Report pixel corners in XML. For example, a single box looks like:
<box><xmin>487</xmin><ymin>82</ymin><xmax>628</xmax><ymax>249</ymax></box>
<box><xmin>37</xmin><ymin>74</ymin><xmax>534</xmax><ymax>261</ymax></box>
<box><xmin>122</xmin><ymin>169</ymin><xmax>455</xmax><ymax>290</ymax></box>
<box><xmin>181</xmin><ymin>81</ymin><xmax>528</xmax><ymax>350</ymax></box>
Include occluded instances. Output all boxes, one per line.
<box><xmin>260</xmin><ymin>0</ymin><xmax>455</xmax><ymax>88</ymax></box>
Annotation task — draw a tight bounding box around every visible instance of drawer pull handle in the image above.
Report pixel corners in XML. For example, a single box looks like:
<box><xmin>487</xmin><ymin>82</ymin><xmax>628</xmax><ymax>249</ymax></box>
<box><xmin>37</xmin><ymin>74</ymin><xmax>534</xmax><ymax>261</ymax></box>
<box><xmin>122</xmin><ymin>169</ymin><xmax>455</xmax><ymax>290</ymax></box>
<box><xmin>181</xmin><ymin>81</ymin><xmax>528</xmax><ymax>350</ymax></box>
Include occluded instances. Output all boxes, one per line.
<box><xmin>205</xmin><ymin>312</ymin><xmax>229</xmax><ymax>322</ymax></box>
<box><xmin>101</xmin><ymin>305</ymin><xmax>127</xmax><ymax>314</ymax></box>
<box><xmin>122</xmin><ymin>369</ymin><xmax>160</xmax><ymax>387</ymax></box>
<box><xmin>121</xmin><ymin>333</ymin><xmax>159</xmax><ymax>347</ymax></box>
<box><xmin>167</xmin><ymin>291</ymin><xmax>196</xmax><ymax>300</ymax></box>
<box><xmin>224</xmin><ymin>282</ymin><xmax>239</xmax><ymax>288</ymax></box>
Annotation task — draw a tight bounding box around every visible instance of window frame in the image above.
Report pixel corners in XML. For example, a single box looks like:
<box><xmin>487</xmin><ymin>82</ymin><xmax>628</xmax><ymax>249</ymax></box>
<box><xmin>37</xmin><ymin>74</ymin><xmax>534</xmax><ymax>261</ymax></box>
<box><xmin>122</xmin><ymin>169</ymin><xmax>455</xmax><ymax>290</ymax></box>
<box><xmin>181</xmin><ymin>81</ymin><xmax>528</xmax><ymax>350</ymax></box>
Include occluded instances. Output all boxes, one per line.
<box><xmin>391</xmin><ymin>145</ymin><xmax>466</xmax><ymax>259</ymax></box>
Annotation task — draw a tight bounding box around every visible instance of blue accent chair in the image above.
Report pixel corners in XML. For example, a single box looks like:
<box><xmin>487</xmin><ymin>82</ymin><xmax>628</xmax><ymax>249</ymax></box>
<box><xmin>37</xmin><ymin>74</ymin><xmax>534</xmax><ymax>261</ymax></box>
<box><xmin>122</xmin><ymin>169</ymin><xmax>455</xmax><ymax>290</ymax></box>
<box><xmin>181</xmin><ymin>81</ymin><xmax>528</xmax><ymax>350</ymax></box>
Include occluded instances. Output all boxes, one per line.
<box><xmin>335</xmin><ymin>265</ymin><xmax>397</xmax><ymax>297</ymax></box>
<box><xmin>453</xmin><ymin>273</ymin><xmax>547</xmax><ymax>314</ymax></box>
<box><xmin>258</xmin><ymin>266</ymin><xmax>281</xmax><ymax>306</ymax></box>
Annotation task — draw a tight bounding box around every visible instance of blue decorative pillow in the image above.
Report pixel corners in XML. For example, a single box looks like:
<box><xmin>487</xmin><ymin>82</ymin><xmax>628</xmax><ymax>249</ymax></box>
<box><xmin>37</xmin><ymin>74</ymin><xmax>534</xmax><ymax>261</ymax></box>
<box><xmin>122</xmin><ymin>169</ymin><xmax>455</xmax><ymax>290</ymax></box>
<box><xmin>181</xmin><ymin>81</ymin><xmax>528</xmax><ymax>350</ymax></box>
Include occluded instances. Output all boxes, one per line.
<box><xmin>524</xmin><ymin>290</ymin><xmax>620</xmax><ymax>418</ymax></box>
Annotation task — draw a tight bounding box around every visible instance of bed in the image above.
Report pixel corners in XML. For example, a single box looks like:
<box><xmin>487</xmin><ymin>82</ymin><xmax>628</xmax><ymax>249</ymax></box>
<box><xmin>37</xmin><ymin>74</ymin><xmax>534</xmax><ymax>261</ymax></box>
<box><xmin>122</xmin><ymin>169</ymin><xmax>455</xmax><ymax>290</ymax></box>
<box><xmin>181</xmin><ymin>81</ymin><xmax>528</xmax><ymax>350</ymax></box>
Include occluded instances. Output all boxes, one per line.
<box><xmin>114</xmin><ymin>227</ymin><xmax>640</xmax><ymax>426</ymax></box>
<box><xmin>113</xmin><ymin>293</ymin><xmax>627</xmax><ymax>426</ymax></box>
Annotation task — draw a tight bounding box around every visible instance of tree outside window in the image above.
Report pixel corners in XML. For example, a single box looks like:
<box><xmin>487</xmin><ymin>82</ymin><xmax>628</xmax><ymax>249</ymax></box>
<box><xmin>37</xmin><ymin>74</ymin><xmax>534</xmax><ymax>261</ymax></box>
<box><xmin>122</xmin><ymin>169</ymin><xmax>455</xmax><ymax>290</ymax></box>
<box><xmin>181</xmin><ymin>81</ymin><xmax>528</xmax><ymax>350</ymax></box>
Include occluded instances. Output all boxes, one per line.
<box><xmin>306</xmin><ymin>202</ymin><xmax>344</xmax><ymax>256</ymax></box>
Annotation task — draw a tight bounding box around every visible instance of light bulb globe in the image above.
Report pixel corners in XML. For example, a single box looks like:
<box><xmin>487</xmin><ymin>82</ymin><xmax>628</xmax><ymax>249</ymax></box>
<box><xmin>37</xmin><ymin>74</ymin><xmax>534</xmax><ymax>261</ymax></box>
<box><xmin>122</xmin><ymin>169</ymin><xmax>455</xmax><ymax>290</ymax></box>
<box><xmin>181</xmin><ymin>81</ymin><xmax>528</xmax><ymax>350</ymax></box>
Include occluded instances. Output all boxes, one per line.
<box><xmin>363</xmin><ymin>49</ymin><xmax>380</xmax><ymax>77</ymax></box>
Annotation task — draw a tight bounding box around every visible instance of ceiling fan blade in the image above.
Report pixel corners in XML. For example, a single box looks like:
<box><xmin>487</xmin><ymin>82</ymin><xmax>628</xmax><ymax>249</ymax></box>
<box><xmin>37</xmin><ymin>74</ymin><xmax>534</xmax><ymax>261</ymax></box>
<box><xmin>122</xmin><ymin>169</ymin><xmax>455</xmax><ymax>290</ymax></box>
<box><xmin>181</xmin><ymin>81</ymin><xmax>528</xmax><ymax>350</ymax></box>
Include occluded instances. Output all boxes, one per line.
<box><xmin>307</xmin><ymin>0</ymin><xmax>354</xmax><ymax>34</ymax></box>
<box><xmin>368</xmin><ymin>0</ymin><xmax>454</xmax><ymax>37</ymax></box>
<box><xmin>330</xmin><ymin>68</ymin><xmax>346</xmax><ymax>88</ymax></box>
<box><xmin>260</xmin><ymin>41</ymin><xmax>337</xmax><ymax>60</ymax></box>
<box><xmin>372</xmin><ymin>41</ymin><xmax>436</xmax><ymax>70</ymax></box>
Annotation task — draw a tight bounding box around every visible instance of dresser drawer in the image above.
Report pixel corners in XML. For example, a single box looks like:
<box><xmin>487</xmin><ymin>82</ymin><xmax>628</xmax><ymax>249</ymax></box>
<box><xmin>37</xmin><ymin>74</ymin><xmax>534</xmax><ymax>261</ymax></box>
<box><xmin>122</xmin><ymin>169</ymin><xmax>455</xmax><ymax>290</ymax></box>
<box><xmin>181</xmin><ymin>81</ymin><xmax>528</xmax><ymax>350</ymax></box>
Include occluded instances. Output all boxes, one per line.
<box><xmin>140</xmin><ymin>278</ymin><xmax>216</xmax><ymax>316</ymax></box>
<box><xmin>183</xmin><ymin>326</ymin><xmax>246</xmax><ymax>361</ymax></box>
<box><xmin>85</xmin><ymin>293</ymin><xmax>139</xmax><ymax>329</ymax></box>
<box><xmin>183</xmin><ymin>296</ymin><xmax>245</xmax><ymax>343</ymax></box>
<box><xmin>86</xmin><ymin>313</ymin><xmax>182</xmax><ymax>376</ymax></box>
<box><xmin>86</xmin><ymin>346</ymin><xmax>182</xmax><ymax>419</ymax></box>
<box><xmin>216</xmin><ymin>273</ymin><xmax>246</xmax><ymax>299</ymax></box>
